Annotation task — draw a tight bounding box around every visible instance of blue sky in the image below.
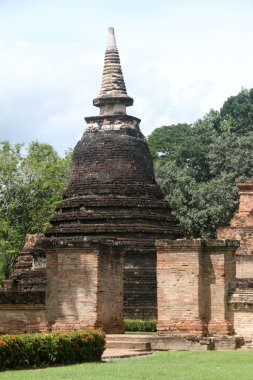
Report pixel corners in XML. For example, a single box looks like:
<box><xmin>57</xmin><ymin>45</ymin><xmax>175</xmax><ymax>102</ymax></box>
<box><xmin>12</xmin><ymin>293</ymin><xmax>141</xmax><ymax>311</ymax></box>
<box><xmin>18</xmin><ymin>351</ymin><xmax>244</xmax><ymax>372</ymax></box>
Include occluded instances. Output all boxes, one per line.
<box><xmin>1</xmin><ymin>0</ymin><xmax>253</xmax><ymax>154</ymax></box>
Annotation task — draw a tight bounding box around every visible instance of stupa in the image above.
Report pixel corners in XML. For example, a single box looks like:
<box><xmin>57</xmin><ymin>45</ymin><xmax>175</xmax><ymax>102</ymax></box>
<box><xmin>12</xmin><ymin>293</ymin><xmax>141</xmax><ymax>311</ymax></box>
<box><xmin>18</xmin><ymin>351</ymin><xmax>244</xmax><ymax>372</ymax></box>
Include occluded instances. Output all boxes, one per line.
<box><xmin>0</xmin><ymin>29</ymin><xmax>250</xmax><ymax>347</ymax></box>
<box><xmin>46</xmin><ymin>27</ymin><xmax>182</xmax><ymax>241</ymax></box>
<box><xmin>0</xmin><ymin>27</ymin><xmax>183</xmax><ymax>334</ymax></box>
<box><xmin>44</xmin><ymin>27</ymin><xmax>183</xmax><ymax>324</ymax></box>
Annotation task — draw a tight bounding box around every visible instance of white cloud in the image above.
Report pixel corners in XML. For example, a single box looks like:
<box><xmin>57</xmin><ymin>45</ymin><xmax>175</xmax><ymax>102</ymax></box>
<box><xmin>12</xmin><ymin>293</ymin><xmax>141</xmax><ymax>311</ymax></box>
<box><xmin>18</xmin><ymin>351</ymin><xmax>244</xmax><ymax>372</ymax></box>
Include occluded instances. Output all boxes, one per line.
<box><xmin>0</xmin><ymin>39</ymin><xmax>103</xmax><ymax>152</ymax></box>
<box><xmin>0</xmin><ymin>0</ymin><xmax>253</xmax><ymax>153</ymax></box>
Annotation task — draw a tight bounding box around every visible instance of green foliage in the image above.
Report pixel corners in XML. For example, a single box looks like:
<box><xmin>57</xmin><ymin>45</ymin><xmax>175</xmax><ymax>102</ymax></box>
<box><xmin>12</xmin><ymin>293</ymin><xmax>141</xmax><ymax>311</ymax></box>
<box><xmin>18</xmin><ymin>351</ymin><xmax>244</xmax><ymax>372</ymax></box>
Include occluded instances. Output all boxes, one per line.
<box><xmin>220</xmin><ymin>88</ymin><xmax>253</xmax><ymax>134</ymax></box>
<box><xmin>0</xmin><ymin>329</ymin><xmax>105</xmax><ymax>370</ymax></box>
<box><xmin>0</xmin><ymin>141</ymin><xmax>72</xmax><ymax>281</ymax></box>
<box><xmin>148</xmin><ymin>88</ymin><xmax>253</xmax><ymax>237</ymax></box>
<box><xmin>155</xmin><ymin>160</ymin><xmax>239</xmax><ymax>237</ymax></box>
<box><xmin>147</xmin><ymin>123</ymin><xmax>193</xmax><ymax>159</ymax></box>
<box><xmin>208</xmin><ymin>132</ymin><xmax>253</xmax><ymax>180</ymax></box>
<box><xmin>124</xmin><ymin>319</ymin><xmax>157</xmax><ymax>332</ymax></box>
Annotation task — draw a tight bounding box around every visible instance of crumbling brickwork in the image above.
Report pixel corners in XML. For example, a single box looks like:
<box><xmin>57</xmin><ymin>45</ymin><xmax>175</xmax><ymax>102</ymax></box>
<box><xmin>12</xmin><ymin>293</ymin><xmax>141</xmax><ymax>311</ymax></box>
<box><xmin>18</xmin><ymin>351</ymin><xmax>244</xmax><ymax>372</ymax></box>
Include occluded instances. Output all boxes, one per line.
<box><xmin>0</xmin><ymin>234</ymin><xmax>46</xmax><ymax>334</ymax></box>
<box><xmin>228</xmin><ymin>279</ymin><xmax>253</xmax><ymax>340</ymax></box>
<box><xmin>218</xmin><ymin>182</ymin><xmax>253</xmax><ymax>340</ymax></box>
<box><xmin>217</xmin><ymin>182</ymin><xmax>253</xmax><ymax>256</ymax></box>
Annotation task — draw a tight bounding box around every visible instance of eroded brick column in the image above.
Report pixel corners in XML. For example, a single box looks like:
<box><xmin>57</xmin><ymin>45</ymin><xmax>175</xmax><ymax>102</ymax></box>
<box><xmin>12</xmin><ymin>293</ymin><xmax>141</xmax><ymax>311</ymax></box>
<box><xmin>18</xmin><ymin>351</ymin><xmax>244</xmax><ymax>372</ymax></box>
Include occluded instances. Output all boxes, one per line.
<box><xmin>204</xmin><ymin>240</ymin><xmax>238</xmax><ymax>336</ymax></box>
<box><xmin>156</xmin><ymin>239</ymin><xmax>206</xmax><ymax>336</ymax></box>
<box><xmin>45</xmin><ymin>242</ymin><xmax>124</xmax><ymax>333</ymax></box>
<box><xmin>96</xmin><ymin>244</ymin><xmax>124</xmax><ymax>333</ymax></box>
<box><xmin>156</xmin><ymin>239</ymin><xmax>238</xmax><ymax>337</ymax></box>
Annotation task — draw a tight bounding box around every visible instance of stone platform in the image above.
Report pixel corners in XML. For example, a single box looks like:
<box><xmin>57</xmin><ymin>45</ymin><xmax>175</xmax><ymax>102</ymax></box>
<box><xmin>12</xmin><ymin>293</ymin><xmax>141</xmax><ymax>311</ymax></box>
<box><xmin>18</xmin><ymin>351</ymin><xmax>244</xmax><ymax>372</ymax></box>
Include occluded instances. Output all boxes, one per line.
<box><xmin>105</xmin><ymin>334</ymin><xmax>244</xmax><ymax>353</ymax></box>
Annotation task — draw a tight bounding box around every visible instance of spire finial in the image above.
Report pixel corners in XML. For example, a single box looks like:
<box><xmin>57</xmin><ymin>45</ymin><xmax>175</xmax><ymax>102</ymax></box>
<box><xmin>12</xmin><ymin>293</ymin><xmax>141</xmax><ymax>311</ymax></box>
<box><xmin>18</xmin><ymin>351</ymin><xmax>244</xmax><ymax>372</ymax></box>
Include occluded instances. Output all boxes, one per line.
<box><xmin>93</xmin><ymin>27</ymin><xmax>133</xmax><ymax>115</ymax></box>
<box><xmin>107</xmin><ymin>27</ymin><xmax>117</xmax><ymax>50</ymax></box>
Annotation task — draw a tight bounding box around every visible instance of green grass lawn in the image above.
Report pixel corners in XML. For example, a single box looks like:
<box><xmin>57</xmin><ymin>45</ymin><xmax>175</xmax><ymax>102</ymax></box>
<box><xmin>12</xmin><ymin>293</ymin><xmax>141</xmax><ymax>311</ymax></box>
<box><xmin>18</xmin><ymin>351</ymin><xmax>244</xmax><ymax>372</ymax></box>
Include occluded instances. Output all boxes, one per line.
<box><xmin>1</xmin><ymin>350</ymin><xmax>253</xmax><ymax>380</ymax></box>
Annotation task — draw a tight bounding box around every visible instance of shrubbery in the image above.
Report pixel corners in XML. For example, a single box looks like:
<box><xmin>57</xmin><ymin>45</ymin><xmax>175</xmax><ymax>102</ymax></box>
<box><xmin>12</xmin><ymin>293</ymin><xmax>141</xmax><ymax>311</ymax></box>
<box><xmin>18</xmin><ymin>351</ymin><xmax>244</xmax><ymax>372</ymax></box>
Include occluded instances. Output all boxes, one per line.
<box><xmin>0</xmin><ymin>329</ymin><xmax>105</xmax><ymax>370</ymax></box>
<box><xmin>124</xmin><ymin>319</ymin><xmax>157</xmax><ymax>332</ymax></box>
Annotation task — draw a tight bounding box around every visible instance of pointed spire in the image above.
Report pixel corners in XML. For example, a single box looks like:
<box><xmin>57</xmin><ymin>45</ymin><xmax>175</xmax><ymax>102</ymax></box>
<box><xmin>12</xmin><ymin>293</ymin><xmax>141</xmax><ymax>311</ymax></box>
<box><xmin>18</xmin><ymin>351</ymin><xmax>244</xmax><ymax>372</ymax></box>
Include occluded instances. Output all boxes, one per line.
<box><xmin>106</xmin><ymin>26</ymin><xmax>117</xmax><ymax>50</ymax></box>
<box><xmin>93</xmin><ymin>27</ymin><xmax>133</xmax><ymax>115</ymax></box>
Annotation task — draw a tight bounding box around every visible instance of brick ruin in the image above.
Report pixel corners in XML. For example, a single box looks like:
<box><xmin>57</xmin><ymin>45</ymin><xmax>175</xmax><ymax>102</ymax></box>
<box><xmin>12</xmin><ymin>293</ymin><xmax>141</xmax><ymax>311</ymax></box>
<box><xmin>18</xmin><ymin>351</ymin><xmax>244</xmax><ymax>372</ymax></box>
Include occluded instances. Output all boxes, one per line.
<box><xmin>0</xmin><ymin>234</ymin><xmax>47</xmax><ymax>332</ymax></box>
<box><xmin>0</xmin><ymin>28</ymin><xmax>253</xmax><ymax>345</ymax></box>
<box><xmin>156</xmin><ymin>239</ymin><xmax>238</xmax><ymax>339</ymax></box>
<box><xmin>217</xmin><ymin>182</ymin><xmax>253</xmax><ymax>341</ymax></box>
<box><xmin>43</xmin><ymin>26</ymin><xmax>183</xmax><ymax>332</ymax></box>
<box><xmin>0</xmin><ymin>27</ymin><xmax>183</xmax><ymax>333</ymax></box>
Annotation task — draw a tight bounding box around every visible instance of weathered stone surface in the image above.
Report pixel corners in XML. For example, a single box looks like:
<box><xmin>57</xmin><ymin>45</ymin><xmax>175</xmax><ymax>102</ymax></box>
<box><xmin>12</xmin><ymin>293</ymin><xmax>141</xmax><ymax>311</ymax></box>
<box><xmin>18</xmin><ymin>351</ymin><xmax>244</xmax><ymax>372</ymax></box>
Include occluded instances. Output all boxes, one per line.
<box><xmin>93</xmin><ymin>27</ymin><xmax>133</xmax><ymax>114</ymax></box>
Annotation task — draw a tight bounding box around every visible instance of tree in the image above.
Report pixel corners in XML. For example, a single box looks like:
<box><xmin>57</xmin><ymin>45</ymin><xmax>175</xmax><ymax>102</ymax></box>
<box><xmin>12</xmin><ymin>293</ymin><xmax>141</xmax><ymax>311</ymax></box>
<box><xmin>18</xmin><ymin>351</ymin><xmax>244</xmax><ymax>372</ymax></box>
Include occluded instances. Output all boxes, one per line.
<box><xmin>148</xmin><ymin>88</ymin><xmax>253</xmax><ymax>238</ymax></box>
<box><xmin>220</xmin><ymin>88</ymin><xmax>253</xmax><ymax>135</ymax></box>
<box><xmin>147</xmin><ymin>113</ymin><xmax>219</xmax><ymax>182</ymax></box>
<box><xmin>154</xmin><ymin>160</ymin><xmax>239</xmax><ymax>238</ymax></box>
<box><xmin>147</xmin><ymin>123</ymin><xmax>193</xmax><ymax>159</ymax></box>
<box><xmin>0</xmin><ymin>141</ymin><xmax>72</xmax><ymax>281</ymax></box>
<box><xmin>208</xmin><ymin>132</ymin><xmax>253</xmax><ymax>181</ymax></box>
<box><xmin>0</xmin><ymin>142</ymin><xmax>24</xmax><ymax>279</ymax></box>
<box><xmin>17</xmin><ymin>141</ymin><xmax>72</xmax><ymax>233</ymax></box>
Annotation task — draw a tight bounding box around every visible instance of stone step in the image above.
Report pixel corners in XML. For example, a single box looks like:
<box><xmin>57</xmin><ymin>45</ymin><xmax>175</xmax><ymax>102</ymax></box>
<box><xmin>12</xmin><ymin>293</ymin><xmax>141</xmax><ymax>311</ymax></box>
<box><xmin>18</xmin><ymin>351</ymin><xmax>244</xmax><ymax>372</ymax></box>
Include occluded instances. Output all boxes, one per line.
<box><xmin>106</xmin><ymin>340</ymin><xmax>152</xmax><ymax>351</ymax></box>
<box><xmin>240</xmin><ymin>345</ymin><xmax>251</xmax><ymax>350</ymax></box>
<box><xmin>102</xmin><ymin>349</ymin><xmax>153</xmax><ymax>361</ymax></box>
<box><xmin>241</xmin><ymin>339</ymin><xmax>253</xmax><ymax>349</ymax></box>
<box><xmin>106</xmin><ymin>334</ymin><xmax>154</xmax><ymax>343</ymax></box>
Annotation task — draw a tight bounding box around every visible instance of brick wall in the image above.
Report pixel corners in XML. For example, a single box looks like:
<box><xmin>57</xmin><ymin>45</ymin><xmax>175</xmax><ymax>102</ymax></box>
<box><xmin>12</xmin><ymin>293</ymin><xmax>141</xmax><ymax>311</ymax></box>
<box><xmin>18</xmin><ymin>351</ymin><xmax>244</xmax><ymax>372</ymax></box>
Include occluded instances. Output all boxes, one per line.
<box><xmin>46</xmin><ymin>242</ymin><xmax>124</xmax><ymax>333</ymax></box>
<box><xmin>228</xmin><ymin>279</ymin><xmax>253</xmax><ymax>339</ymax></box>
<box><xmin>236</xmin><ymin>182</ymin><xmax>253</xmax><ymax>216</ymax></box>
<box><xmin>218</xmin><ymin>227</ymin><xmax>253</xmax><ymax>256</ymax></box>
<box><xmin>123</xmin><ymin>249</ymin><xmax>157</xmax><ymax>320</ymax></box>
<box><xmin>96</xmin><ymin>245</ymin><xmax>124</xmax><ymax>332</ymax></box>
<box><xmin>217</xmin><ymin>182</ymin><xmax>253</xmax><ymax>256</ymax></box>
<box><xmin>156</xmin><ymin>239</ymin><xmax>237</xmax><ymax>337</ymax></box>
<box><xmin>46</xmin><ymin>246</ymin><xmax>99</xmax><ymax>330</ymax></box>
<box><xmin>236</xmin><ymin>255</ymin><xmax>253</xmax><ymax>278</ymax></box>
<box><xmin>0</xmin><ymin>304</ymin><xmax>46</xmax><ymax>334</ymax></box>
<box><xmin>156</xmin><ymin>239</ymin><xmax>206</xmax><ymax>336</ymax></box>
<box><xmin>234</xmin><ymin>311</ymin><xmax>253</xmax><ymax>339</ymax></box>
<box><xmin>203</xmin><ymin>241</ymin><xmax>236</xmax><ymax>336</ymax></box>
